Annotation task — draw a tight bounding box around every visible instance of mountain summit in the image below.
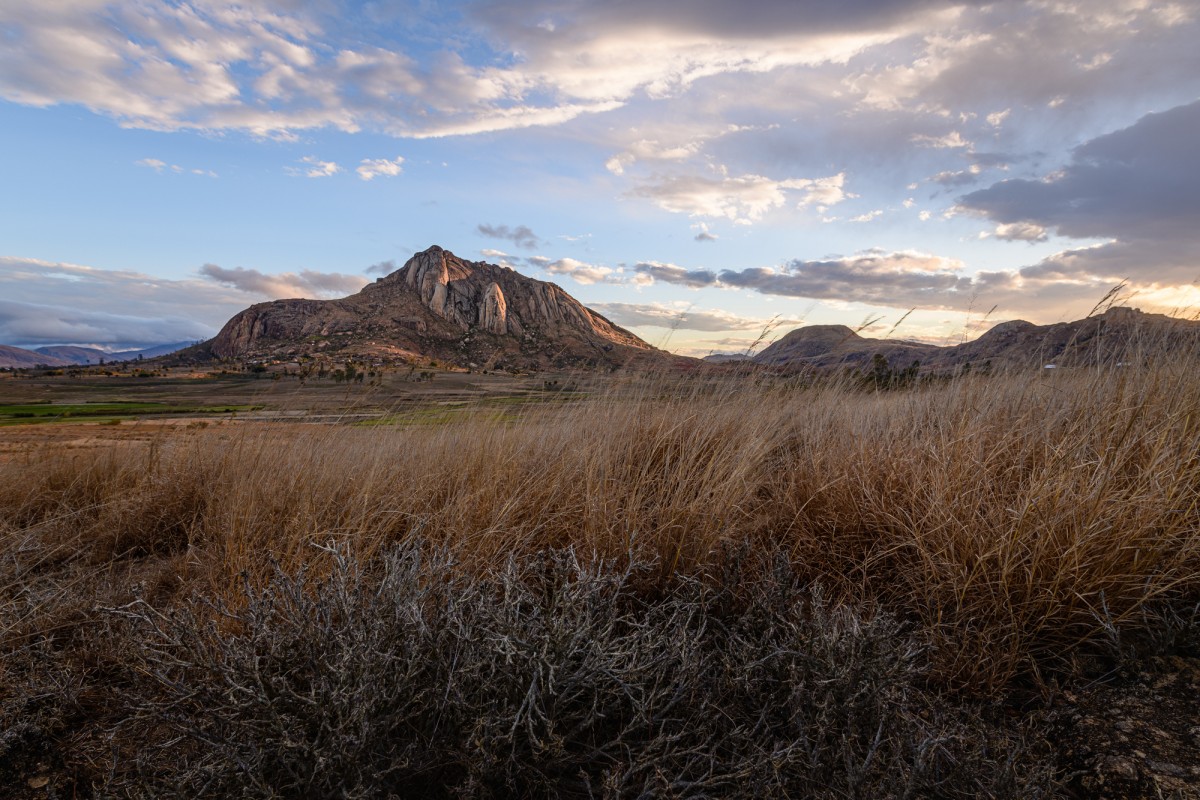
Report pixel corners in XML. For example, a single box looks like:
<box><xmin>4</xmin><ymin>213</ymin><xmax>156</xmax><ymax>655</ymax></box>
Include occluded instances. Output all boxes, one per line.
<box><xmin>206</xmin><ymin>246</ymin><xmax>662</xmax><ymax>370</ymax></box>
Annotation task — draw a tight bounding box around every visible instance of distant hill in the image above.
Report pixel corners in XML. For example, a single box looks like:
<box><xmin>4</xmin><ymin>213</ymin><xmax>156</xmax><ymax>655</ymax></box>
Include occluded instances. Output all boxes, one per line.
<box><xmin>34</xmin><ymin>343</ymin><xmax>192</xmax><ymax>365</ymax></box>
<box><xmin>701</xmin><ymin>353</ymin><xmax>752</xmax><ymax>363</ymax></box>
<box><xmin>755</xmin><ymin>307</ymin><xmax>1200</xmax><ymax>370</ymax></box>
<box><xmin>194</xmin><ymin>245</ymin><xmax>684</xmax><ymax>371</ymax></box>
<box><xmin>0</xmin><ymin>345</ymin><xmax>73</xmax><ymax>369</ymax></box>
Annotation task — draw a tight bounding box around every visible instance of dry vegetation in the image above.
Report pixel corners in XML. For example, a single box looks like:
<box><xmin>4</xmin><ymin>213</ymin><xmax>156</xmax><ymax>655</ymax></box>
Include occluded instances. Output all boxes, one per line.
<box><xmin>2</xmin><ymin>358</ymin><xmax>1199</xmax><ymax>796</ymax></box>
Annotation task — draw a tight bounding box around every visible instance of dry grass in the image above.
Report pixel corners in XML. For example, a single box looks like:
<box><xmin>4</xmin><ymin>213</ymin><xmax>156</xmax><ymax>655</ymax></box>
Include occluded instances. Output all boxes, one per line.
<box><xmin>2</xmin><ymin>354</ymin><xmax>1200</xmax><ymax>794</ymax></box>
<box><xmin>5</xmin><ymin>363</ymin><xmax>1200</xmax><ymax>686</ymax></box>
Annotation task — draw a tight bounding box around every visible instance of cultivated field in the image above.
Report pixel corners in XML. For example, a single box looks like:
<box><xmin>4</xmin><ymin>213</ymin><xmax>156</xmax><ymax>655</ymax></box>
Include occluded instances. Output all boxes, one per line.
<box><xmin>2</xmin><ymin>361</ymin><xmax>1199</xmax><ymax>797</ymax></box>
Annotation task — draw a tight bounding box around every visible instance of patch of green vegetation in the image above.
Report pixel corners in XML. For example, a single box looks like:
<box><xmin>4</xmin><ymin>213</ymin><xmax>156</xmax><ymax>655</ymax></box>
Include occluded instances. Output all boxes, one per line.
<box><xmin>0</xmin><ymin>402</ymin><xmax>263</xmax><ymax>425</ymax></box>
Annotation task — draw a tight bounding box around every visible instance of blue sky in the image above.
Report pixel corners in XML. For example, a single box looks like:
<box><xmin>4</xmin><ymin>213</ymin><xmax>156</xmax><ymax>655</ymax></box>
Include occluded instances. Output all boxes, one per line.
<box><xmin>2</xmin><ymin>0</ymin><xmax>1198</xmax><ymax>354</ymax></box>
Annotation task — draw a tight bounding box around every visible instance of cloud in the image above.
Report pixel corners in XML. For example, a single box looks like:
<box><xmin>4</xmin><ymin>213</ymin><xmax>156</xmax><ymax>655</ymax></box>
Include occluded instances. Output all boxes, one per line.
<box><xmin>849</xmin><ymin>209</ymin><xmax>883</xmax><ymax>223</ymax></box>
<box><xmin>632</xmin><ymin>171</ymin><xmax>849</xmax><ymax>223</ymax></box>
<box><xmin>930</xmin><ymin>165</ymin><xmax>981</xmax><ymax>186</ymax></box>
<box><xmin>527</xmin><ymin>256</ymin><xmax>617</xmax><ymax>285</ymax></box>
<box><xmin>588</xmin><ymin>302</ymin><xmax>803</xmax><ymax>332</ymax></box>
<box><xmin>365</xmin><ymin>260</ymin><xmax>397</xmax><ymax>276</ymax></box>
<box><xmin>198</xmin><ymin>264</ymin><xmax>368</xmax><ymax>298</ymax></box>
<box><xmin>0</xmin><ymin>299</ymin><xmax>212</xmax><ymax>350</ymax></box>
<box><xmin>479</xmin><ymin>248</ymin><xmax>509</xmax><ymax>258</ymax></box>
<box><xmin>0</xmin><ymin>255</ymin><xmax>250</xmax><ymax>348</ymax></box>
<box><xmin>0</xmin><ymin>0</ymin><xmax>1195</xmax><ymax>148</ymax></box>
<box><xmin>356</xmin><ymin>156</ymin><xmax>404</xmax><ymax>180</ymax></box>
<box><xmin>288</xmin><ymin>156</ymin><xmax>340</xmax><ymax>178</ymax></box>
<box><xmin>993</xmin><ymin>222</ymin><xmax>1048</xmax><ymax>242</ymax></box>
<box><xmin>960</xmin><ymin>99</ymin><xmax>1200</xmax><ymax>282</ymax></box>
<box><xmin>137</xmin><ymin>157</ymin><xmax>216</xmax><ymax>177</ymax></box>
<box><xmin>911</xmin><ymin>130</ymin><xmax>971</xmax><ymax>149</ymax></box>
<box><xmin>960</xmin><ymin>99</ymin><xmax>1200</xmax><ymax>244</ymax></box>
<box><xmin>477</xmin><ymin>223</ymin><xmax>541</xmax><ymax>249</ymax></box>
<box><xmin>692</xmin><ymin>222</ymin><xmax>718</xmax><ymax>242</ymax></box>
<box><xmin>633</xmin><ymin>262</ymin><xmax>719</xmax><ymax>289</ymax></box>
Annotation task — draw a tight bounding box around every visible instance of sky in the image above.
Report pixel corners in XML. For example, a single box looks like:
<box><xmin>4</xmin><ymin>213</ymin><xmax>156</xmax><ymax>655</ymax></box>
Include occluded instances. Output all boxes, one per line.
<box><xmin>1</xmin><ymin>0</ymin><xmax>1198</xmax><ymax>356</ymax></box>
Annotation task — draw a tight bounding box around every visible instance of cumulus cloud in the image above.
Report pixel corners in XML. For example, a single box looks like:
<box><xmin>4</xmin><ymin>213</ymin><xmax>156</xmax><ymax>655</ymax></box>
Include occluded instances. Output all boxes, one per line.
<box><xmin>288</xmin><ymin>156</ymin><xmax>340</xmax><ymax>178</ymax></box>
<box><xmin>589</xmin><ymin>302</ymin><xmax>803</xmax><ymax>332</ymax></box>
<box><xmin>911</xmin><ymin>130</ymin><xmax>971</xmax><ymax>149</ymax></box>
<box><xmin>199</xmin><ymin>264</ymin><xmax>368</xmax><ymax>298</ymax></box>
<box><xmin>993</xmin><ymin>222</ymin><xmax>1048</xmax><ymax>242</ymax></box>
<box><xmin>478</xmin><ymin>223</ymin><xmax>541</xmax><ymax>249</ymax></box>
<box><xmin>537</xmin><ymin>257</ymin><xmax>617</xmax><ymax>285</ymax></box>
<box><xmin>356</xmin><ymin>156</ymin><xmax>404</xmax><ymax>180</ymax></box>
<box><xmin>692</xmin><ymin>222</ymin><xmax>718</xmax><ymax>242</ymax></box>
<box><xmin>0</xmin><ymin>0</ymin><xmax>1195</xmax><ymax>150</ymax></box>
<box><xmin>632</xmin><ymin>171</ymin><xmax>849</xmax><ymax>223</ymax></box>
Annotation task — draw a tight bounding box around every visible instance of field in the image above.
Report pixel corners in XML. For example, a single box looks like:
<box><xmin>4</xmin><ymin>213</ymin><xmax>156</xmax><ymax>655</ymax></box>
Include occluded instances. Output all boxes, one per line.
<box><xmin>2</xmin><ymin>361</ymin><xmax>1199</xmax><ymax>797</ymax></box>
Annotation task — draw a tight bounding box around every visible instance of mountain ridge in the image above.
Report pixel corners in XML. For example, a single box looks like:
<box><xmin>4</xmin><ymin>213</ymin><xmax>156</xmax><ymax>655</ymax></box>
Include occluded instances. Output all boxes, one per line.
<box><xmin>754</xmin><ymin>306</ymin><xmax>1199</xmax><ymax>369</ymax></box>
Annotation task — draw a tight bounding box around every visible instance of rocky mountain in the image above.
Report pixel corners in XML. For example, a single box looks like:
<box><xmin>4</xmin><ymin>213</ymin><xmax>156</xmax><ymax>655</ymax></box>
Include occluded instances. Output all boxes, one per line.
<box><xmin>755</xmin><ymin>307</ymin><xmax>1200</xmax><ymax>371</ymax></box>
<box><xmin>0</xmin><ymin>345</ymin><xmax>72</xmax><ymax>369</ymax></box>
<box><xmin>199</xmin><ymin>246</ymin><xmax>673</xmax><ymax>370</ymax></box>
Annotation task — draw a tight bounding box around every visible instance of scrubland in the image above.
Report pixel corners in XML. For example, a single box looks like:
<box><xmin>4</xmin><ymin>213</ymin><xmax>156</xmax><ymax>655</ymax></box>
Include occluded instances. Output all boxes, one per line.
<box><xmin>2</xmin><ymin>359</ymin><xmax>1199</xmax><ymax>797</ymax></box>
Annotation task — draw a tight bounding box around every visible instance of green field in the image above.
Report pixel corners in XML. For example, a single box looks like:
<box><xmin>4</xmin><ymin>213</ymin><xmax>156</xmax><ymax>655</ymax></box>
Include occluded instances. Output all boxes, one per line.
<box><xmin>0</xmin><ymin>401</ymin><xmax>261</xmax><ymax>425</ymax></box>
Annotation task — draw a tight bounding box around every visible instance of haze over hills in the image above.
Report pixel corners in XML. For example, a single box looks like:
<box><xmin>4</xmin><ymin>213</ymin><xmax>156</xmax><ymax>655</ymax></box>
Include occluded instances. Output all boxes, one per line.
<box><xmin>0</xmin><ymin>343</ymin><xmax>193</xmax><ymax>370</ymax></box>
<box><xmin>753</xmin><ymin>307</ymin><xmax>1200</xmax><ymax>370</ymax></box>
<box><xmin>197</xmin><ymin>245</ymin><xmax>678</xmax><ymax>371</ymax></box>
<box><xmin>35</xmin><ymin>343</ymin><xmax>193</xmax><ymax>365</ymax></box>
<box><xmin>0</xmin><ymin>345</ymin><xmax>73</xmax><ymax>369</ymax></box>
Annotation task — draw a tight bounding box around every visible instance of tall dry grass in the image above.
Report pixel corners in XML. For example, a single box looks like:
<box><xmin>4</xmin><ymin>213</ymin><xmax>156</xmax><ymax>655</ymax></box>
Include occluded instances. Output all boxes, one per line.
<box><xmin>4</xmin><ymin>358</ymin><xmax>1199</xmax><ymax>694</ymax></box>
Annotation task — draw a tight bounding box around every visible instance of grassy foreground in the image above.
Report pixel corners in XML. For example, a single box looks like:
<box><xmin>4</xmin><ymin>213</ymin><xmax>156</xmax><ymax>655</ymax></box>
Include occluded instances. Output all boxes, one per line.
<box><xmin>2</xmin><ymin>362</ymin><xmax>1199</xmax><ymax>796</ymax></box>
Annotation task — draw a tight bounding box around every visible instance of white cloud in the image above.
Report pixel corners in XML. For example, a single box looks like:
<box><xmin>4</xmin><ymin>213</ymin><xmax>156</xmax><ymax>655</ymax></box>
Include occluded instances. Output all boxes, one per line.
<box><xmin>911</xmin><ymin>130</ymin><xmax>971</xmax><ymax>149</ymax></box>
<box><xmin>538</xmin><ymin>257</ymin><xmax>617</xmax><ymax>285</ymax></box>
<box><xmin>356</xmin><ymin>156</ymin><xmax>404</xmax><ymax>180</ymax></box>
<box><xmin>137</xmin><ymin>157</ymin><xmax>216</xmax><ymax>177</ymax></box>
<box><xmin>849</xmin><ymin>209</ymin><xmax>883</xmax><ymax>222</ymax></box>
<box><xmin>993</xmin><ymin>222</ymin><xmax>1048</xmax><ymax>242</ymax></box>
<box><xmin>633</xmin><ymin>171</ymin><xmax>850</xmax><ymax>224</ymax></box>
<box><xmin>289</xmin><ymin>155</ymin><xmax>340</xmax><ymax>178</ymax></box>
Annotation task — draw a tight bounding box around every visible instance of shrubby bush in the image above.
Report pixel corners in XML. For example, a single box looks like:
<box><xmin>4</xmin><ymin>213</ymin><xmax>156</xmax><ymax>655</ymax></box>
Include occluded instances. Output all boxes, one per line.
<box><xmin>103</xmin><ymin>542</ymin><xmax>1054</xmax><ymax>798</ymax></box>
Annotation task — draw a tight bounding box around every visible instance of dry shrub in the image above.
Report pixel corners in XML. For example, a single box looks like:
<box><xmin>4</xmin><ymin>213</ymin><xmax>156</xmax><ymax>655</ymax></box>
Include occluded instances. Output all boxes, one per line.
<box><xmin>102</xmin><ymin>542</ymin><xmax>1053</xmax><ymax>798</ymax></box>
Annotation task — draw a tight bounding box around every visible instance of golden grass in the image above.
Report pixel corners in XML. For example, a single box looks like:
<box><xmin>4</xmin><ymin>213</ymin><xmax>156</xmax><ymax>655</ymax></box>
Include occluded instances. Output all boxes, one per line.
<box><xmin>3</xmin><ymin>361</ymin><xmax>1200</xmax><ymax>692</ymax></box>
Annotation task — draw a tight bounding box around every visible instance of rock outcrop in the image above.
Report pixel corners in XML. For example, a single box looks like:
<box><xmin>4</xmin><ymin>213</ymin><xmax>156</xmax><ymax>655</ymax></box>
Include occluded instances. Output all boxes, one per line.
<box><xmin>205</xmin><ymin>245</ymin><xmax>668</xmax><ymax>370</ymax></box>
